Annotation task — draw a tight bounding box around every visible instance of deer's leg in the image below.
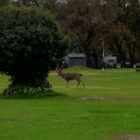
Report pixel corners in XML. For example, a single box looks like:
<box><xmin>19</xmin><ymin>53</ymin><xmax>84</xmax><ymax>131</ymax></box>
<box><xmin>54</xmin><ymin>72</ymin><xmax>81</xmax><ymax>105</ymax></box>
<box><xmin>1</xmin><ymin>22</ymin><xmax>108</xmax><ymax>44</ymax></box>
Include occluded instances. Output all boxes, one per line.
<box><xmin>76</xmin><ymin>81</ymin><xmax>80</xmax><ymax>88</ymax></box>
<box><xmin>66</xmin><ymin>80</ymin><xmax>69</xmax><ymax>88</ymax></box>
<box><xmin>80</xmin><ymin>80</ymin><xmax>85</xmax><ymax>88</ymax></box>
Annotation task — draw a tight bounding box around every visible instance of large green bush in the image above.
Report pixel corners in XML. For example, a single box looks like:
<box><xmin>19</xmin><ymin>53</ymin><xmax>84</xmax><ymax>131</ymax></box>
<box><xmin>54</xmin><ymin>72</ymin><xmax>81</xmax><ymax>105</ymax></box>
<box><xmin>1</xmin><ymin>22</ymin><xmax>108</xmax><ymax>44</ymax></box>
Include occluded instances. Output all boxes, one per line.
<box><xmin>0</xmin><ymin>6</ymin><xmax>68</xmax><ymax>95</ymax></box>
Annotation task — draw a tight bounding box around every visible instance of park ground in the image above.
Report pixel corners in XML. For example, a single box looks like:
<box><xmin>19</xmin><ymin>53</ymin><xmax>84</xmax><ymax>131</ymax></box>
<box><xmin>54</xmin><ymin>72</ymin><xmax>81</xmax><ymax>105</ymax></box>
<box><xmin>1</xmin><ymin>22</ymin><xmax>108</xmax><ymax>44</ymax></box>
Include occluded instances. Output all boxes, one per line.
<box><xmin>0</xmin><ymin>66</ymin><xmax>140</xmax><ymax>140</ymax></box>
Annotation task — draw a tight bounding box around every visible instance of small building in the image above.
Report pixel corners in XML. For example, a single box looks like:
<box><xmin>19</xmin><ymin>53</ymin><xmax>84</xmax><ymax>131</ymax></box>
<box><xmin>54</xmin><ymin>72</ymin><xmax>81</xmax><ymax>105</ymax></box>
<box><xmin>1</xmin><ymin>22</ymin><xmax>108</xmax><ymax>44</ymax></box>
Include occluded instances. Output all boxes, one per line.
<box><xmin>65</xmin><ymin>53</ymin><xmax>86</xmax><ymax>67</ymax></box>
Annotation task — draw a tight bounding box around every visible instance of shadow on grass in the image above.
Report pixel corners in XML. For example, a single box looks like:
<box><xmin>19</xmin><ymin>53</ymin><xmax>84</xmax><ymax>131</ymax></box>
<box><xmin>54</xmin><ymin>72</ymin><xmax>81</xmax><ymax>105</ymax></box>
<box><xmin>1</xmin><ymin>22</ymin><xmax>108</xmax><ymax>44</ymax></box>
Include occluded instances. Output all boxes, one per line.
<box><xmin>0</xmin><ymin>91</ymin><xmax>67</xmax><ymax>99</ymax></box>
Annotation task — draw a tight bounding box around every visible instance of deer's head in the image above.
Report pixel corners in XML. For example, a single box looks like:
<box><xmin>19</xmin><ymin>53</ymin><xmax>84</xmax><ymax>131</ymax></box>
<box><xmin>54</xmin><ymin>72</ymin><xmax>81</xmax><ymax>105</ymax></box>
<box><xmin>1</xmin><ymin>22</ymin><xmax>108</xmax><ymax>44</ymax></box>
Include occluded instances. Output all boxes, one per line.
<box><xmin>55</xmin><ymin>64</ymin><xmax>63</xmax><ymax>76</ymax></box>
<box><xmin>57</xmin><ymin>68</ymin><xmax>63</xmax><ymax>76</ymax></box>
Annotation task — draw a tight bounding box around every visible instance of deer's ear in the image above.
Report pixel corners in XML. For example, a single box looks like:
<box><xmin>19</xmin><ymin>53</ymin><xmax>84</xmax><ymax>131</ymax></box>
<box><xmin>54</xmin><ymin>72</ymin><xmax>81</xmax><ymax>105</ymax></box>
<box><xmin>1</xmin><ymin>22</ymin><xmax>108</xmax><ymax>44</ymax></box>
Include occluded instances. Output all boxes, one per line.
<box><xmin>56</xmin><ymin>67</ymin><xmax>62</xmax><ymax>72</ymax></box>
<box><xmin>55</xmin><ymin>63</ymin><xmax>59</xmax><ymax>73</ymax></box>
<box><xmin>55</xmin><ymin>68</ymin><xmax>59</xmax><ymax>73</ymax></box>
<box><xmin>58</xmin><ymin>67</ymin><xmax>62</xmax><ymax>72</ymax></box>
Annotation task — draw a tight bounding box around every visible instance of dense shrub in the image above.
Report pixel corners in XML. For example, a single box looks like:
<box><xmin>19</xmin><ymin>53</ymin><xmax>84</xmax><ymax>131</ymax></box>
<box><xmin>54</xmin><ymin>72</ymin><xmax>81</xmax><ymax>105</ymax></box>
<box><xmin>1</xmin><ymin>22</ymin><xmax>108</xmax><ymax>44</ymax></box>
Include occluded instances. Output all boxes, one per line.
<box><xmin>0</xmin><ymin>6</ymin><xmax>68</xmax><ymax>95</ymax></box>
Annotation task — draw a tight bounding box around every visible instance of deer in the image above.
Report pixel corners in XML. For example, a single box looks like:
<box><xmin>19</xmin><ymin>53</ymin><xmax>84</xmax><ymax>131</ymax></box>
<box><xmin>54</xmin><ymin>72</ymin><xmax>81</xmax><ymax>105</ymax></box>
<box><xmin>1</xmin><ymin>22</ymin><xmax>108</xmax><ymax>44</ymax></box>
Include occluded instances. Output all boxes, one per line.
<box><xmin>56</xmin><ymin>67</ymin><xmax>85</xmax><ymax>88</ymax></box>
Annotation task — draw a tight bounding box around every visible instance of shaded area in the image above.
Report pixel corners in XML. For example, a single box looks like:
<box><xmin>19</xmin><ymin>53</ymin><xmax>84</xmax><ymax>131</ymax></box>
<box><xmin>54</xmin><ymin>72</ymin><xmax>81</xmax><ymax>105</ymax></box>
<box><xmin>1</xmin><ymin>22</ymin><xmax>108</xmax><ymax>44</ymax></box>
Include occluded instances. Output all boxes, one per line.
<box><xmin>0</xmin><ymin>91</ymin><xmax>67</xmax><ymax>99</ymax></box>
<box><xmin>77</xmin><ymin>97</ymin><xmax>106</xmax><ymax>101</ymax></box>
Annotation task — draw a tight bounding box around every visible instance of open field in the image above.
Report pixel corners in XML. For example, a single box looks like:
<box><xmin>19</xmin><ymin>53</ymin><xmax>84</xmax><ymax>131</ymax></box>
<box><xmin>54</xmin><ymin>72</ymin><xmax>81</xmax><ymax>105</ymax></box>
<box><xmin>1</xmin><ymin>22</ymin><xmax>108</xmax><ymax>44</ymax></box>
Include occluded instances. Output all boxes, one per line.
<box><xmin>0</xmin><ymin>66</ymin><xmax>140</xmax><ymax>140</ymax></box>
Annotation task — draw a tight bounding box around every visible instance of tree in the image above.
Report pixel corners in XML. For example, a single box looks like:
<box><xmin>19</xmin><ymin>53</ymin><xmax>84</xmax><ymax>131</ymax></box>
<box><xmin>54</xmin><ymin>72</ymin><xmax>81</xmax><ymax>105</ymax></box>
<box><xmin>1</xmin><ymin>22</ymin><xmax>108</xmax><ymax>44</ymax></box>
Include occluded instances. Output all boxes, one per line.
<box><xmin>95</xmin><ymin>0</ymin><xmax>131</xmax><ymax>64</ymax></box>
<box><xmin>0</xmin><ymin>6</ymin><xmax>68</xmax><ymax>95</ymax></box>
<box><xmin>43</xmin><ymin>0</ymin><xmax>122</xmax><ymax>68</ymax></box>
<box><xmin>114</xmin><ymin>0</ymin><xmax>140</xmax><ymax>67</ymax></box>
<box><xmin>10</xmin><ymin>0</ymin><xmax>40</xmax><ymax>7</ymax></box>
<box><xmin>0</xmin><ymin>0</ymin><xmax>9</xmax><ymax>7</ymax></box>
<box><xmin>43</xmin><ymin>0</ymin><xmax>140</xmax><ymax>68</ymax></box>
<box><xmin>91</xmin><ymin>0</ymin><xmax>139</xmax><ymax>67</ymax></box>
<box><xmin>43</xmin><ymin>0</ymin><xmax>101</xmax><ymax>67</ymax></box>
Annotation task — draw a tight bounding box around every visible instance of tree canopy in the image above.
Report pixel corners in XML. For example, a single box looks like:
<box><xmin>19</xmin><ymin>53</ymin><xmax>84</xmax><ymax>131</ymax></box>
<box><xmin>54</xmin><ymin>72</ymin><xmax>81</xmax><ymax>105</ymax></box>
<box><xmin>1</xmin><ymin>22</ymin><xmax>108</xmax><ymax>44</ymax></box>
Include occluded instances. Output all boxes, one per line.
<box><xmin>2</xmin><ymin>0</ymin><xmax>140</xmax><ymax>68</ymax></box>
<box><xmin>42</xmin><ymin>0</ymin><xmax>140</xmax><ymax>67</ymax></box>
<box><xmin>0</xmin><ymin>6</ymin><xmax>68</xmax><ymax>95</ymax></box>
<box><xmin>0</xmin><ymin>0</ymin><xmax>9</xmax><ymax>7</ymax></box>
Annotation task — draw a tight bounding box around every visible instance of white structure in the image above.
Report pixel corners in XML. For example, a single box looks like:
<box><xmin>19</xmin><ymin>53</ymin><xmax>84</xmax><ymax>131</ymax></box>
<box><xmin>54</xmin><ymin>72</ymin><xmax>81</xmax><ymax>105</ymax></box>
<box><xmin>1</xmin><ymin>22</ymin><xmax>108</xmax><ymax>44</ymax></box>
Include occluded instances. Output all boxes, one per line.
<box><xmin>103</xmin><ymin>56</ymin><xmax>117</xmax><ymax>68</ymax></box>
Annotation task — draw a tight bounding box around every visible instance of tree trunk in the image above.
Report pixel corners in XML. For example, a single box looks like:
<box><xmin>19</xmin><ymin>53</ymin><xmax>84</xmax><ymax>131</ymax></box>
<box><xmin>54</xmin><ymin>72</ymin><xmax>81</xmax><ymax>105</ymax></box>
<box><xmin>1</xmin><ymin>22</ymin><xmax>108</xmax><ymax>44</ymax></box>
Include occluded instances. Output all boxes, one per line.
<box><xmin>115</xmin><ymin>42</ymin><xmax>126</xmax><ymax>67</ymax></box>
<box><xmin>128</xmin><ymin>43</ymin><xmax>135</xmax><ymax>68</ymax></box>
<box><xmin>86</xmin><ymin>52</ymin><xmax>91</xmax><ymax>67</ymax></box>
<box><xmin>93</xmin><ymin>48</ymin><xmax>99</xmax><ymax>68</ymax></box>
<box><xmin>83</xmin><ymin>43</ymin><xmax>91</xmax><ymax>68</ymax></box>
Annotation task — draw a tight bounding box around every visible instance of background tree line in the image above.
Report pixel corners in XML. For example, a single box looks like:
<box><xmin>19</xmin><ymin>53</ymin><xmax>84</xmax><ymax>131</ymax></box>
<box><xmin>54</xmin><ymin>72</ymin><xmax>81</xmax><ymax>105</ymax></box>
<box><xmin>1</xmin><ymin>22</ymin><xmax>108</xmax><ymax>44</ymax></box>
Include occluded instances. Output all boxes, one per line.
<box><xmin>2</xmin><ymin>0</ymin><xmax>140</xmax><ymax>68</ymax></box>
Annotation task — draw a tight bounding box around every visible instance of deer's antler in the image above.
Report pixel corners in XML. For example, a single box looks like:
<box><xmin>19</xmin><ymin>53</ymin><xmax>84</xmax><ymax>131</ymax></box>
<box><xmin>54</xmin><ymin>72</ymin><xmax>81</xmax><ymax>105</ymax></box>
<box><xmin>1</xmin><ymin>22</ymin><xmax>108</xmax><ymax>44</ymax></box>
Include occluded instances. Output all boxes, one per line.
<box><xmin>55</xmin><ymin>63</ymin><xmax>62</xmax><ymax>73</ymax></box>
<box><xmin>55</xmin><ymin>63</ymin><xmax>59</xmax><ymax>73</ymax></box>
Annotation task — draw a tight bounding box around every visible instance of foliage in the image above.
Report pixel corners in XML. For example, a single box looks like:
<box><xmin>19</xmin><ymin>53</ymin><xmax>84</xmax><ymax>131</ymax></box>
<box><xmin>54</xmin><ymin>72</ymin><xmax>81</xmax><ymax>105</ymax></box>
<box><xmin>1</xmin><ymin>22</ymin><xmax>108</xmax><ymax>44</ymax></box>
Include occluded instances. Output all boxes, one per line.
<box><xmin>11</xmin><ymin>0</ymin><xmax>40</xmax><ymax>7</ymax></box>
<box><xmin>0</xmin><ymin>6</ymin><xmax>68</xmax><ymax>95</ymax></box>
<box><xmin>43</xmin><ymin>0</ymin><xmax>102</xmax><ymax>67</ymax></box>
<box><xmin>0</xmin><ymin>89</ymin><xmax>67</xmax><ymax>99</ymax></box>
<box><xmin>2</xmin><ymin>81</ymin><xmax>52</xmax><ymax>96</ymax></box>
<box><xmin>0</xmin><ymin>0</ymin><xmax>9</xmax><ymax>7</ymax></box>
<box><xmin>10</xmin><ymin>0</ymin><xmax>140</xmax><ymax>68</ymax></box>
<box><xmin>42</xmin><ymin>0</ymin><xmax>140</xmax><ymax>68</ymax></box>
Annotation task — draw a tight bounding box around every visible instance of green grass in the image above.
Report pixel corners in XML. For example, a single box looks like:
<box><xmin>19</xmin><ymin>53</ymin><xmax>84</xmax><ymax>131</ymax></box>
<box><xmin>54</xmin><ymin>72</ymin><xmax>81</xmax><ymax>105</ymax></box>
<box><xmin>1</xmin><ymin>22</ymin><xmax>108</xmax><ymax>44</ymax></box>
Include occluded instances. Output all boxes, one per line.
<box><xmin>0</xmin><ymin>66</ymin><xmax>140</xmax><ymax>140</ymax></box>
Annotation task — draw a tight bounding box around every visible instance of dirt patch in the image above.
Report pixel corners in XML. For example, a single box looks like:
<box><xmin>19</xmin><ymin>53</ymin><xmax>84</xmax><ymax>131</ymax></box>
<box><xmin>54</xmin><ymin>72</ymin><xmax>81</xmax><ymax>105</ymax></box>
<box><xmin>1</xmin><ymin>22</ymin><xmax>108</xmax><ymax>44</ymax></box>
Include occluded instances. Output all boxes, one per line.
<box><xmin>53</xmin><ymin>86</ymin><xmax>119</xmax><ymax>90</ymax></box>
<box><xmin>77</xmin><ymin>97</ymin><xmax>105</xmax><ymax>101</ymax></box>
<box><xmin>120</xmin><ymin>134</ymin><xmax>140</xmax><ymax>140</ymax></box>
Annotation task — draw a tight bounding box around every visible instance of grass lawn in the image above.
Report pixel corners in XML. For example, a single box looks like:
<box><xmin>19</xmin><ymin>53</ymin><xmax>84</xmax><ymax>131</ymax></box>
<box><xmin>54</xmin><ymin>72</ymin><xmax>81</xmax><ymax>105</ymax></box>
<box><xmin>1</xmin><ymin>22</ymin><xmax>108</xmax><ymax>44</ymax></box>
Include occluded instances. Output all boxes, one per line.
<box><xmin>0</xmin><ymin>66</ymin><xmax>140</xmax><ymax>140</ymax></box>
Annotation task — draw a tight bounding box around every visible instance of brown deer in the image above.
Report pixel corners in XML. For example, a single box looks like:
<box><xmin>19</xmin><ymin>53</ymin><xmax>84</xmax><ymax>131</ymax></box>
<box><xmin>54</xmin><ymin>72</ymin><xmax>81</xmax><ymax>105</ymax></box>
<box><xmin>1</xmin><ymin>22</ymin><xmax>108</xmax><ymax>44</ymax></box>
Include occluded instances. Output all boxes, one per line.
<box><xmin>56</xmin><ymin>67</ymin><xmax>85</xmax><ymax>88</ymax></box>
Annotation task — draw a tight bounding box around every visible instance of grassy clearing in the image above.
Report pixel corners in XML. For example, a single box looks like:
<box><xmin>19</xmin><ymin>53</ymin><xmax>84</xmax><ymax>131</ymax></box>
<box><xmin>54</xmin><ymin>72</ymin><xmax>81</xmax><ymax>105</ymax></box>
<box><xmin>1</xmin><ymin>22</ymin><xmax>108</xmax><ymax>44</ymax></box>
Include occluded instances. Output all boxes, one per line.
<box><xmin>0</xmin><ymin>66</ymin><xmax>140</xmax><ymax>140</ymax></box>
